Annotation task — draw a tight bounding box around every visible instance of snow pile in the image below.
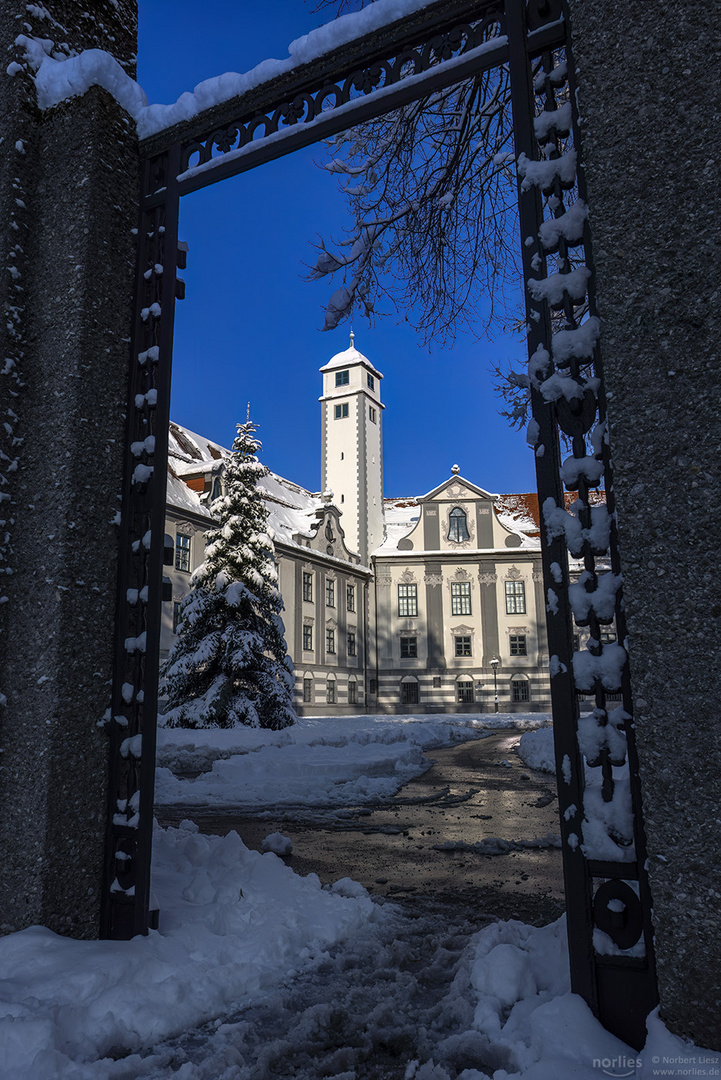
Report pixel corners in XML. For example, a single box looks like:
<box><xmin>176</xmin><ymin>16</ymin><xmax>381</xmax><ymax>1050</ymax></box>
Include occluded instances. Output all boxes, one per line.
<box><xmin>432</xmin><ymin>918</ymin><xmax>631</xmax><ymax>1078</ymax></box>
<box><xmin>0</xmin><ymin>821</ymin><xmax>380</xmax><ymax>1079</ymax></box>
<box><xmin>156</xmin><ymin>713</ymin><xmax>547</xmax><ymax>811</ymax></box>
<box><xmin>262</xmin><ymin>831</ymin><xmax>293</xmax><ymax>855</ymax></box>
<box><xmin>519</xmin><ymin>726</ymin><xmax>556</xmax><ymax>774</ymax></box>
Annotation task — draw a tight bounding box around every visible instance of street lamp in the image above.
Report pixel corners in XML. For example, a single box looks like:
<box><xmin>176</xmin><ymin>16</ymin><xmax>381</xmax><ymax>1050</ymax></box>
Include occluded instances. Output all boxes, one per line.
<box><xmin>489</xmin><ymin>656</ymin><xmax>499</xmax><ymax>714</ymax></box>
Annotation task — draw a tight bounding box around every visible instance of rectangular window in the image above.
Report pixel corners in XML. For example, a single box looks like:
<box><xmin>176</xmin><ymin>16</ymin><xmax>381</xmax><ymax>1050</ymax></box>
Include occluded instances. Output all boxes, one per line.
<box><xmin>348</xmin><ymin>681</ymin><xmax>357</xmax><ymax>705</ymax></box>
<box><xmin>451</xmin><ymin>581</ymin><xmax>471</xmax><ymax>616</ymax></box>
<box><xmin>510</xmin><ymin>634</ymin><xmax>527</xmax><ymax>656</ymax></box>
<box><xmin>505</xmin><ymin>580</ymin><xmax>526</xmax><ymax>614</ymax></box>
<box><xmin>455</xmin><ymin>635</ymin><xmax>472</xmax><ymax>657</ymax></box>
<box><xmin>369</xmin><ymin>678</ymin><xmax>377</xmax><ymax>695</ymax></box>
<box><xmin>334</xmin><ymin>402</ymin><xmax>349</xmax><ymax>419</ymax></box>
<box><xmin>398</xmin><ymin>583</ymin><xmax>418</xmax><ymax>617</ymax></box>
<box><xmin>326</xmin><ymin>579</ymin><xmax>335</xmax><ymax>607</ymax></box>
<box><xmin>347</xmin><ymin>632</ymin><xmax>356</xmax><ymax>656</ymax></box>
<box><xmin>172</xmin><ymin>601</ymin><xmax>182</xmax><ymax>633</ymax></box>
<box><xmin>367</xmin><ymin>373</ymin><xmax>375</xmax><ymax>390</ymax></box>
<box><xmin>512</xmin><ymin>679</ymin><xmax>530</xmax><ymax>703</ymax></box>
<box><xmin>326</xmin><ymin>628</ymin><xmax>336</xmax><ymax>654</ymax></box>
<box><xmin>335</xmin><ymin>369</ymin><xmax>349</xmax><ymax>386</ymax></box>
<box><xmin>401</xmin><ymin>681</ymin><xmax>419</xmax><ymax>705</ymax></box>
<box><xmin>327</xmin><ymin>680</ymin><xmax>336</xmax><ymax>704</ymax></box>
<box><xmin>457</xmin><ymin>679</ymin><xmax>474</xmax><ymax>703</ymax></box>
<box><xmin>302</xmin><ymin>571</ymin><xmax>313</xmax><ymax>603</ymax></box>
<box><xmin>400</xmin><ymin>636</ymin><xmax>417</xmax><ymax>658</ymax></box>
<box><xmin>600</xmin><ymin>629</ymin><xmax>617</xmax><ymax>644</ymax></box>
<box><xmin>175</xmin><ymin>533</ymin><xmax>191</xmax><ymax>572</ymax></box>
<box><xmin>303</xmin><ymin>625</ymin><xmax>313</xmax><ymax>651</ymax></box>
<box><xmin>369</xmin><ymin>406</ymin><xmax>377</xmax><ymax>423</ymax></box>
<box><xmin>303</xmin><ymin>677</ymin><xmax>313</xmax><ymax>703</ymax></box>
<box><xmin>346</xmin><ymin>584</ymin><xmax>355</xmax><ymax>612</ymax></box>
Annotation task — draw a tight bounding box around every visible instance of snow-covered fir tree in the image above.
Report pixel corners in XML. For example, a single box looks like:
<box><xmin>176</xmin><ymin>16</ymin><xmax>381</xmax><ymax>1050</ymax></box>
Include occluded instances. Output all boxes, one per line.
<box><xmin>161</xmin><ymin>421</ymin><xmax>295</xmax><ymax>729</ymax></box>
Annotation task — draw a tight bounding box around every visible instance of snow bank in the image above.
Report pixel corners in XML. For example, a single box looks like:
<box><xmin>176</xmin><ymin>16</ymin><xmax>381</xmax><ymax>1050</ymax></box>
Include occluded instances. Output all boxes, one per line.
<box><xmin>415</xmin><ymin>918</ymin><xmax>715</xmax><ymax>1079</ymax></box>
<box><xmin>156</xmin><ymin>713</ymin><xmax>547</xmax><ymax>811</ymax></box>
<box><xmin>0</xmin><ymin>821</ymin><xmax>380</xmax><ymax>1079</ymax></box>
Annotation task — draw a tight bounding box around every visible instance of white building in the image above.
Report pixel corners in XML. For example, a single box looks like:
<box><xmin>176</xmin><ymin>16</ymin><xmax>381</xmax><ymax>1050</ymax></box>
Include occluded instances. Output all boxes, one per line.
<box><xmin>162</xmin><ymin>337</ymin><xmax>553</xmax><ymax>715</ymax></box>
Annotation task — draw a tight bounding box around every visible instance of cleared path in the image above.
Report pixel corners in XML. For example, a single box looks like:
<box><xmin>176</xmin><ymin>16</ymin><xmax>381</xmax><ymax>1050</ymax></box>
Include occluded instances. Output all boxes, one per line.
<box><xmin>159</xmin><ymin>730</ymin><xmax>564</xmax><ymax>926</ymax></box>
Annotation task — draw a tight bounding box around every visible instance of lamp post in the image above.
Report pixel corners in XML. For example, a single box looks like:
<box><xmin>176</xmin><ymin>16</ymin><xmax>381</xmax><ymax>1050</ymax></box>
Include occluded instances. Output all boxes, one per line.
<box><xmin>490</xmin><ymin>656</ymin><xmax>499</xmax><ymax>714</ymax></box>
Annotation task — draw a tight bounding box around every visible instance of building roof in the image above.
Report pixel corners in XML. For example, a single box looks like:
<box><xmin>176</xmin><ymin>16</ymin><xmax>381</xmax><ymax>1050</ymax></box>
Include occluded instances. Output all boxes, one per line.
<box><xmin>318</xmin><ymin>332</ymin><xmax>383</xmax><ymax>379</ymax></box>
<box><xmin>166</xmin><ymin>421</ymin><xmax>326</xmax><ymax>547</ymax></box>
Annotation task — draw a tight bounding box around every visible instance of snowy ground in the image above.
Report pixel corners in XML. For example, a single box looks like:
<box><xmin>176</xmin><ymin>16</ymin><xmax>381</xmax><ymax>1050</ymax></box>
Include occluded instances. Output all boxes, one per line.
<box><xmin>155</xmin><ymin>712</ymin><xmax>547</xmax><ymax>815</ymax></box>
<box><xmin>1</xmin><ymin>714</ymin><xmax>715</xmax><ymax>1079</ymax></box>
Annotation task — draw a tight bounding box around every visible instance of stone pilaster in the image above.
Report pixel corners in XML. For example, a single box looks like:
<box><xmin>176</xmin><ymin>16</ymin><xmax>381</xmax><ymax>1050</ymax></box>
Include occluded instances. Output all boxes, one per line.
<box><xmin>0</xmin><ymin>1</ymin><xmax>139</xmax><ymax>937</ymax></box>
<box><xmin>569</xmin><ymin>0</ymin><xmax>721</xmax><ymax>1047</ymax></box>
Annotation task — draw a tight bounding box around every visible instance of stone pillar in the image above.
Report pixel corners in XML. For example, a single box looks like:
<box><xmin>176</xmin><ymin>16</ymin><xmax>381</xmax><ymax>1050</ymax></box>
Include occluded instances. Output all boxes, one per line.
<box><xmin>0</xmin><ymin>1</ymin><xmax>139</xmax><ymax>937</ymax></box>
<box><xmin>568</xmin><ymin>0</ymin><xmax>721</xmax><ymax>1047</ymax></box>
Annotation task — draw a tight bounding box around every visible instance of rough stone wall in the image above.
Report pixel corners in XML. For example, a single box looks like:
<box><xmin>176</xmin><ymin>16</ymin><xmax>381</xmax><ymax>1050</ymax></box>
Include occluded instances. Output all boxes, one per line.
<box><xmin>0</xmin><ymin>1</ymin><xmax>139</xmax><ymax>937</ymax></box>
<box><xmin>568</xmin><ymin>0</ymin><xmax>721</xmax><ymax>1048</ymax></box>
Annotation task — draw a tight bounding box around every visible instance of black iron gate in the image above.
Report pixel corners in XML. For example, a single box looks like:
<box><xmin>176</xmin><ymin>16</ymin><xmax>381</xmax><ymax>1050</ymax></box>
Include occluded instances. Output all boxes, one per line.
<box><xmin>105</xmin><ymin>0</ymin><xmax>657</xmax><ymax>1048</ymax></box>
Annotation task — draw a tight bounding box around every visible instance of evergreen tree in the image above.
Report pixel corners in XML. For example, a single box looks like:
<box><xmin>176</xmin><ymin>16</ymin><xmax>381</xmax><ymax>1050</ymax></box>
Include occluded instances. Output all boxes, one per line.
<box><xmin>161</xmin><ymin>421</ymin><xmax>295</xmax><ymax>729</ymax></box>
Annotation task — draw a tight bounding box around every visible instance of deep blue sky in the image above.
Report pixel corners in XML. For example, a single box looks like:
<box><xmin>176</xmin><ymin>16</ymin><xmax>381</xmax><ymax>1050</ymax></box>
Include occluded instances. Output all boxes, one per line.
<box><xmin>137</xmin><ymin>1</ymin><xmax>535</xmax><ymax>497</ymax></box>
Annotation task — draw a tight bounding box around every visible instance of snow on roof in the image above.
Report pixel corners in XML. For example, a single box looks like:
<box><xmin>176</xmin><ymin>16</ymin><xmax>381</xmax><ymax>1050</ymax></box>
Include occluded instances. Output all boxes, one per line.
<box><xmin>166</xmin><ymin>469</ymin><xmax>212</xmax><ymax>519</ymax></box>
<box><xmin>167</xmin><ymin>421</ymin><xmax>324</xmax><ymax>545</ymax></box>
<box><xmin>169</xmin><ymin>422</ymin><xmax>228</xmax><ymax>476</ymax></box>
<box><xmin>319</xmin><ymin>335</ymin><xmax>383</xmax><ymax>379</ymax></box>
<box><xmin>374</xmin><ymin>498</ymin><xmax>420</xmax><ymax>554</ymax></box>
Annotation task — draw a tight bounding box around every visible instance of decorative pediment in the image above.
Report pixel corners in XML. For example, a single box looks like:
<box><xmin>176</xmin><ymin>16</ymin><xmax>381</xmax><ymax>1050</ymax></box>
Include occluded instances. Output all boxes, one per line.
<box><xmin>400</xmin><ymin>568</ymin><xmax>416</xmax><ymax>583</ymax></box>
<box><xmin>453</xmin><ymin>566</ymin><xmax>471</xmax><ymax>580</ymax></box>
<box><xmin>451</xmin><ymin>624</ymin><xmax>474</xmax><ymax>635</ymax></box>
<box><xmin>506</xmin><ymin>565</ymin><xmax>522</xmax><ymax>580</ymax></box>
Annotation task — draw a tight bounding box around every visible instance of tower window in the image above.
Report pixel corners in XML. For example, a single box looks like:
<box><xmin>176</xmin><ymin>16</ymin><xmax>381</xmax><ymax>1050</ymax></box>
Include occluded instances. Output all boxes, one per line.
<box><xmin>335</xmin><ymin>370</ymin><xmax>349</xmax><ymax>386</ymax></box>
<box><xmin>369</xmin><ymin>406</ymin><xmax>377</xmax><ymax>423</ymax></box>
<box><xmin>367</xmin><ymin>373</ymin><xmax>375</xmax><ymax>390</ymax></box>
<box><xmin>334</xmin><ymin>403</ymin><xmax>349</xmax><ymax>419</ymax></box>
<box><xmin>448</xmin><ymin>507</ymin><xmax>470</xmax><ymax>543</ymax></box>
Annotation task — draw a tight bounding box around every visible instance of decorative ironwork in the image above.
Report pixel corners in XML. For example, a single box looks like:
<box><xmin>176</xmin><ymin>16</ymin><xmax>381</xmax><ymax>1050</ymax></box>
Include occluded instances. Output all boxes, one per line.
<box><xmin>113</xmin><ymin>0</ymin><xmax>657</xmax><ymax>1048</ymax></box>
<box><xmin>102</xmin><ymin>145</ymin><xmax>184</xmax><ymax>939</ymax></box>
<box><xmin>505</xmin><ymin>0</ymin><xmax>657</xmax><ymax>1048</ymax></box>
<box><xmin>176</xmin><ymin>10</ymin><xmax>505</xmax><ymax>188</ymax></box>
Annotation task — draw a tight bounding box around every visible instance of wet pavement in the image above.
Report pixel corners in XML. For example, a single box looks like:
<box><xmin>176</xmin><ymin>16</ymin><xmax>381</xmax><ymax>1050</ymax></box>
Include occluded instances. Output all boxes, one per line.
<box><xmin>158</xmin><ymin>730</ymin><xmax>565</xmax><ymax>926</ymax></box>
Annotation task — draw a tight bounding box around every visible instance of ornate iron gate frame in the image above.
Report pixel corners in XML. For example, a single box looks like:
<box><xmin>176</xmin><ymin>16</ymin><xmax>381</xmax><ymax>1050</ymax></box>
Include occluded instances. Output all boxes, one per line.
<box><xmin>104</xmin><ymin>0</ymin><xmax>658</xmax><ymax>1048</ymax></box>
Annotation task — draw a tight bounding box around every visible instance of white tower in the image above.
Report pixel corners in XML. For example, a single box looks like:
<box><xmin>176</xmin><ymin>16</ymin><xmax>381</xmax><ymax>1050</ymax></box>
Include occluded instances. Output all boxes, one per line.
<box><xmin>319</xmin><ymin>333</ymin><xmax>385</xmax><ymax>564</ymax></box>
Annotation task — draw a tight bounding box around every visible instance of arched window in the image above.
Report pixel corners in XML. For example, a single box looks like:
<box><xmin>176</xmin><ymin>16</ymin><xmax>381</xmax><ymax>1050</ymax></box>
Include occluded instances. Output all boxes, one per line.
<box><xmin>456</xmin><ymin>676</ymin><xmax>474</xmax><ymax>703</ymax></box>
<box><xmin>326</xmin><ymin>675</ymin><xmax>336</xmax><ymax>704</ymax></box>
<box><xmin>448</xmin><ymin>507</ymin><xmax>470</xmax><ymax>542</ymax></box>
<box><xmin>511</xmin><ymin>674</ymin><xmax>530</xmax><ymax>703</ymax></box>
<box><xmin>400</xmin><ymin>676</ymin><xmax>420</xmax><ymax>705</ymax></box>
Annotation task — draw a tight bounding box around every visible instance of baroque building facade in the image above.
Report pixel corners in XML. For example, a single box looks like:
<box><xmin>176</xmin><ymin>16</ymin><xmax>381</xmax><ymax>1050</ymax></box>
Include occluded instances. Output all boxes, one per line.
<box><xmin>162</xmin><ymin>338</ymin><xmax>552</xmax><ymax>715</ymax></box>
